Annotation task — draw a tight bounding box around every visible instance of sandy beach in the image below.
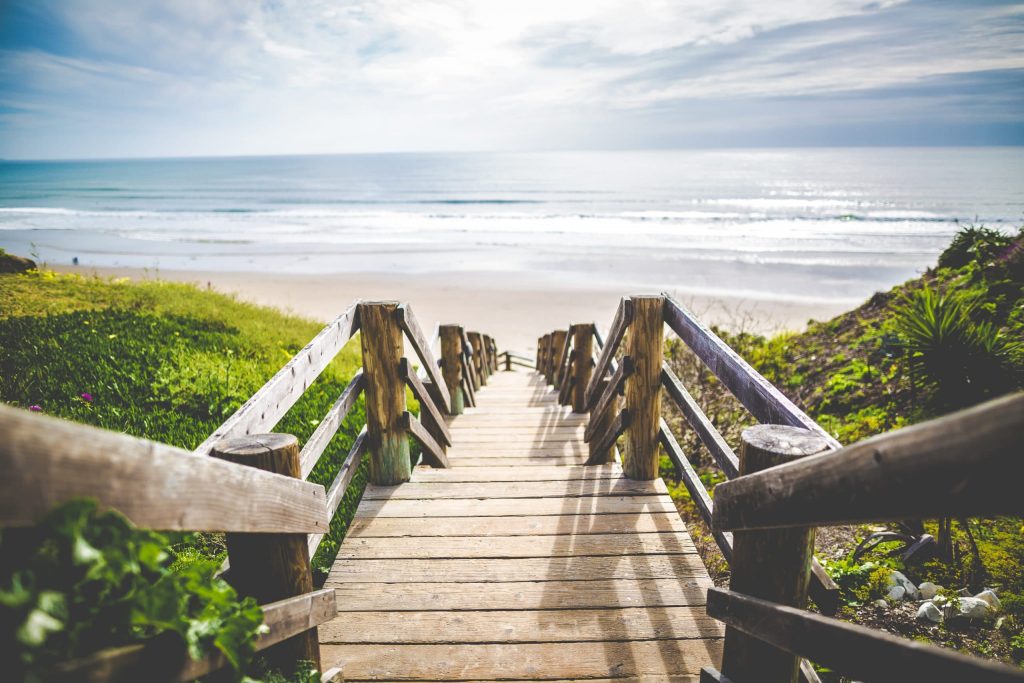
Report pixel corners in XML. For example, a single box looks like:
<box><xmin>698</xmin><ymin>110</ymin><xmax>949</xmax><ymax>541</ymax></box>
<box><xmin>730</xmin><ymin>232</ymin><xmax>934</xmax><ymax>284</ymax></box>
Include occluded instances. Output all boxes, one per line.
<box><xmin>59</xmin><ymin>265</ymin><xmax>851</xmax><ymax>352</ymax></box>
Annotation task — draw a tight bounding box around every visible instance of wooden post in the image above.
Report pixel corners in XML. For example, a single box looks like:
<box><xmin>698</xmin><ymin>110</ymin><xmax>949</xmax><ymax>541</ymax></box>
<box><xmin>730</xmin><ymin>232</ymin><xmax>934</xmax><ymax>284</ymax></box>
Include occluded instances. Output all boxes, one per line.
<box><xmin>721</xmin><ymin>424</ymin><xmax>829</xmax><ymax>683</ymax></box>
<box><xmin>571</xmin><ymin>324</ymin><xmax>594</xmax><ymax>413</ymax></box>
<box><xmin>587</xmin><ymin>378</ymin><xmax>619</xmax><ymax>464</ymax></box>
<box><xmin>358</xmin><ymin>302</ymin><xmax>411</xmax><ymax>485</ymax></box>
<box><xmin>539</xmin><ymin>334</ymin><xmax>551</xmax><ymax>381</ymax></box>
<box><xmin>439</xmin><ymin>325</ymin><xmax>465</xmax><ymax>415</ymax></box>
<box><xmin>536</xmin><ymin>337</ymin><xmax>543</xmax><ymax>369</ymax></box>
<box><xmin>468</xmin><ymin>332</ymin><xmax>487</xmax><ymax>386</ymax></box>
<box><xmin>505</xmin><ymin>351</ymin><xmax>512</xmax><ymax>371</ymax></box>
<box><xmin>550</xmin><ymin>329</ymin><xmax>568</xmax><ymax>388</ymax></box>
<box><xmin>622</xmin><ymin>296</ymin><xmax>664</xmax><ymax>480</ymax></box>
<box><xmin>211</xmin><ymin>434</ymin><xmax>320</xmax><ymax>673</ymax></box>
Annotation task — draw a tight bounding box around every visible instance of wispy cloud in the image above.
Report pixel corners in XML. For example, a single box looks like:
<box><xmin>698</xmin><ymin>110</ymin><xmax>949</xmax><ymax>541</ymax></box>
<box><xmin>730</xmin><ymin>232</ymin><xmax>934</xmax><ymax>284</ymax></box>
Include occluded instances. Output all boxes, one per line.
<box><xmin>1</xmin><ymin>0</ymin><xmax>1021</xmax><ymax>157</ymax></box>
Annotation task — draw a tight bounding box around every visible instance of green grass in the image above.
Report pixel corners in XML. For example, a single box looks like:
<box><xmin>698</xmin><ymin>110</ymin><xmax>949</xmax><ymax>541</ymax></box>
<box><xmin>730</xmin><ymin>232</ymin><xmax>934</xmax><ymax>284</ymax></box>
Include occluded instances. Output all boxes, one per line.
<box><xmin>0</xmin><ymin>269</ymin><xmax>367</xmax><ymax>574</ymax></box>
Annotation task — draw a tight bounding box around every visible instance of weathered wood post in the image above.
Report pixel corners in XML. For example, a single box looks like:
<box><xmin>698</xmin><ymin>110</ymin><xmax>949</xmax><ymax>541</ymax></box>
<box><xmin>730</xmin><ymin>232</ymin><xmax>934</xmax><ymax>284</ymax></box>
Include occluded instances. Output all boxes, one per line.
<box><xmin>571</xmin><ymin>324</ymin><xmax>594</xmax><ymax>413</ymax></box>
<box><xmin>550</xmin><ymin>329</ymin><xmax>568</xmax><ymax>388</ymax></box>
<box><xmin>536</xmin><ymin>337</ymin><xmax>543</xmax><ymax>369</ymax></box>
<box><xmin>587</xmin><ymin>379</ymin><xmax>619</xmax><ymax>464</ymax></box>
<box><xmin>539</xmin><ymin>334</ymin><xmax>551</xmax><ymax>381</ymax></box>
<box><xmin>440</xmin><ymin>325</ymin><xmax>465</xmax><ymax>415</ymax></box>
<box><xmin>211</xmin><ymin>434</ymin><xmax>320</xmax><ymax>673</ymax></box>
<box><xmin>504</xmin><ymin>351</ymin><xmax>512</xmax><ymax>371</ymax></box>
<box><xmin>721</xmin><ymin>424</ymin><xmax>829</xmax><ymax>683</ymax></box>
<box><xmin>358</xmin><ymin>301</ymin><xmax>410</xmax><ymax>485</ymax></box>
<box><xmin>468</xmin><ymin>332</ymin><xmax>487</xmax><ymax>386</ymax></box>
<box><xmin>483</xmin><ymin>335</ymin><xmax>495</xmax><ymax>373</ymax></box>
<box><xmin>622</xmin><ymin>295</ymin><xmax>664</xmax><ymax>480</ymax></box>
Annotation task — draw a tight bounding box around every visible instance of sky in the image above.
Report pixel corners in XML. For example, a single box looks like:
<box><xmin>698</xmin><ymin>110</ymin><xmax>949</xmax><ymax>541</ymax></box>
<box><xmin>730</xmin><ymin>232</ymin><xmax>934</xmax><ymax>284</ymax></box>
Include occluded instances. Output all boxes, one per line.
<box><xmin>0</xmin><ymin>0</ymin><xmax>1023</xmax><ymax>159</ymax></box>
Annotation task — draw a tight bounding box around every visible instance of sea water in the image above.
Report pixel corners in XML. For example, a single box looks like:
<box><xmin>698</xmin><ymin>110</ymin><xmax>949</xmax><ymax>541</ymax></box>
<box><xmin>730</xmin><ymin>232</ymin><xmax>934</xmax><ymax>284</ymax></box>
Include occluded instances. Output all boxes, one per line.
<box><xmin>1</xmin><ymin>148</ymin><xmax>1021</xmax><ymax>305</ymax></box>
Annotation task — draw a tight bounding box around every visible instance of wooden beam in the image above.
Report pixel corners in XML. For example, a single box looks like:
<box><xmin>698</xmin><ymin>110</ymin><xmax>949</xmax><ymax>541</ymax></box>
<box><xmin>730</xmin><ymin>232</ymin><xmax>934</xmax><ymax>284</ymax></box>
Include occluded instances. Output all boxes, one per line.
<box><xmin>712</xmin><ymin>393</ymin><xmax>1024</xmax><ymax>531</ymax></box>
<box><xmin>586</xmin><ymin>297</ymin><xmax>633</xmax><ymax>407</ymax></box>
<box><xmin>622</xmin><ymin>296</ymin><xmax>664</xmax><ymax>481</ymax></box>
<box><xmin>462</xmin><ymin>327</ymin><xmax>480</xmax><ymax>392</ymax></box>
<box><xmin>194</xmin><ymin>303</ymin><xmax>359</xmax><ymax>456</ymax></box>
<box><xmin>707</xmin><ymin>588</ymin><xmax>1024</xmax><ymax>683</ymax></box>
<box><xmin>439</xmin><ymin>325</ymin><xmax>465</xmax><ymax>415</ymax></box>
<box><xmin>552</xmin><ymin>329</ymin><xmax>572</xmax><ymax>388</ymax></box>
<box><xmin>468</xmin><ymin>331</ymin><xmax>488</xmax><ymax>386</ymax></box>
<box><xmin>396</xmin><ymin>303</ymin><xmax>452</xmax><ymax>414</ymax></box>
<box><xmin>662</xmin><ymin>294</ymin><xmax>839</xmax><ymax>450</ymax></box>
<box><xmin>584</xmin><ymin>356</ymin><xmax>633</xmax><ymax>441</ymax></box>
<box><xmin>400</xmin><ymin>358</ymin><xmax>452</xmax><ymax>446</ymax></box>
<box><xmin>571</xmin><ymin>324</ymin><xmax>595</xmax><ymax>413</ymax></box>
<box><xmin>308</xmin><ymin>426</ymin><xmax>368</xmax><ymax>557</ymax></box>
<box><xmin>586</xmin><ymin>409</ymin><xmax>630</xmax><ymax>467</ymax></box>
<box><xmin>661</xmin><ymin>364</ymin><xmax>739</xmax><ymax>478</ymax></box>
<box><xmin>211</xmin><ymin>434</ymin><xmax>321</xmax><ymax>671</ymax></box>
<box><xmin>359</xmin><ymin>302</ymin><xmax>411</xmax><ymax>486</ymax></box>
<box><xmin>299</xmin><ymin>371</ymin><xmax>365</xmax><ymax>479</ymax></box>
<box><xmin>0</xmin><ymin>405</ymin><xmax>328</xmax><ymax>533</ymax></box>
<box><xmin>402</xmin><ymin>411</ymin><xmax>450</xmax><ymax>469</ymax></box>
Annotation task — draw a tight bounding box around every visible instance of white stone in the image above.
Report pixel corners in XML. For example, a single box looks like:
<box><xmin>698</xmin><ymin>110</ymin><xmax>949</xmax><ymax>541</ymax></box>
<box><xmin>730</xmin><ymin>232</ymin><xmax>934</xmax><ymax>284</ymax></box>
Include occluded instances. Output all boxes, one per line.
<box><xmin>917</xmin><ymin>602</ymin><xmax>943</xmax><ymax>623</ymax></box>
<box><xmin>956</xmin><ymin>597</ymin><xmax>990</xmax><ymax>619</ymax></box>
<box><xmin>886</xmin><ymin>585</ymin><xmax>906</xmax><ymax>601</ymax></box>
<box><xmin>887</xmin><ymin>571</ymin><xmax>919</xmax><ymax>600</ymax></box>
<box><xmin>933</xmin><ymin>595</ymin><xmax>948</xmax><ymax>606</ymax></box>
<box><xmin>918</xmin><ymin>582</ymin><xmax>940</xmax><ymax>600</ymax></box>
<box><xmin>975</xmin><ymin>590</ymin><xmax>1001</xmax><ymax>610</ymax></box>
<box><xmin>873</xmin><ymin>599</ymin><xmax>888</xmax><ymax>609</ymax></box>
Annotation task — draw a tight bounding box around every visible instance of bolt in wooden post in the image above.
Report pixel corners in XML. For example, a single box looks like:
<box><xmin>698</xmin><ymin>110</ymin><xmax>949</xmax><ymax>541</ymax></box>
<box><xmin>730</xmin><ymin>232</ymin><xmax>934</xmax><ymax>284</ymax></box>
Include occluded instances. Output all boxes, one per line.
<box><xmin>721</xmin><ymin>424</ymin><xmax>829</xmax><ymax>683</ymax></box>
<box><xmin>359</xmin><ymin>302</ymin><xmax>411</xmax><ymax>485</ymax></box>
<box><xmin>468</xmin><ymin>332</ymin><xmax>487</xmax><ymax>386</ymax></box>
<box><xmin>571</xmin><ymin>324</ymin><xmax>594</xmax><ymax>413</ymax></box>
<box><xmin>439</xmin><ymin>325</ymin><xmax>465</xmax><ymax>415</ymax></box>
<box><xmin>587</xmin><ymin>378</ymin><xmax>619</xmax><ymax>464</ymax></box>
<box><xmin>622</xmin><ymin>296</ymin><xmax>664</xmax><ymax>480</ymax></box>
<box><xmin>211</xmin><ymin>434</ymin><xmax>320</xmax><ymax>673</ymax></box>
<box><xmin>550</xmin><ymin>329</ymin><xmax>568</xmax><ymax>388</ymax></box>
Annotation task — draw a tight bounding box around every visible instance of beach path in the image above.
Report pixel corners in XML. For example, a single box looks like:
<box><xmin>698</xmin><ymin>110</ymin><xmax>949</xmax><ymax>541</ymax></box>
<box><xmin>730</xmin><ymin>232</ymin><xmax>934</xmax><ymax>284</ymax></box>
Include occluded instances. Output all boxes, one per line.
<box><xmin>319</xmin><ymin>368</ymin><xmax>723</xmax><ymax>680</ymax></box>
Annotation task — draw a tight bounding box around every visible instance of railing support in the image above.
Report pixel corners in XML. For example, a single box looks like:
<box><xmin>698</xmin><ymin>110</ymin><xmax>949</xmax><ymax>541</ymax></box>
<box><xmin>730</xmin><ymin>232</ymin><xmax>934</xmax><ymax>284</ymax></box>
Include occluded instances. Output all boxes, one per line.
<box><xmin>549</xmin><ymin>329</ymin><xmax>568</xmax><ymax>387</ymax></box>
<box><xmin>440</xmin><ymin>325</ymin><xmax>465</xmax><ymax>415</ymax></box>
<box><xmin>469</xmin><ymin>332</ymin><xmax>488</xmax><ymax>386</ymax></box>
<box><xmin>720</xmin><ymin>424</ymin><xmax>829</xmax><ymax>683</ymax></box>
<box><xmin>622</xmin><ymin>295</ymin><xmax>664</xmax><ymax>480</ymax></box>
<box><xmin>358</xmin><ymin>301</ymin><xmax>411</xmax><ymax>485</ymax></box>
<box><xmin>571</xmin><ymin>324</ymin><xmax>594</xmax><ymax>413</ymax></box>
<box><xmin>211</xmin><ymin>434</ymin><xmax>321</xmax><ymax>673</ymax></box>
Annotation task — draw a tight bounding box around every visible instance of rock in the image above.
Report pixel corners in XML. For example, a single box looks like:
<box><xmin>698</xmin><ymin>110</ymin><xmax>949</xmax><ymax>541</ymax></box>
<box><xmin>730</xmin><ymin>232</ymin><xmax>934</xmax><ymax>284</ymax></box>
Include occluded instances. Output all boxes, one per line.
<box><xmin>886</xmin><ymin>585</ymin><xmax>906</xmax><ymax>601</ymax></box>
<box><xmin>0</xmin><ymin>251</ymin><xmax>36</xmax><ymax>274</ymax></box>
<box><xmin>918</xmin><ymin>582</ymin><xmax>940</xmax><ymax>600</ymax></box>
<box><xmin>975</xmin><ymin>590</ymin><xmax>1001</xmax><ymax>610</ymax></box>
<box><xmin>958</xmin><ymin>587</ymin><xmax>972</xmax><ymax>597</ymax></box>
<box><xmin>917</xmin><ymin>602</ymin><xmax>943</xmax><ymax>623</ymax></box>
<box><xmin>873</xmin><ymin>599</ymin><xmax>888</xmax><ymax>609</ymax></box>
<box><xmin>955</xmin><ymin>597</ymin><xmax>990</xmax><ymax>620</ymax></box>
<box><xmin>933</xmin><ymin>595</ymin><xmax>948</xmax><ymax>606</ymax></box>
<box><xmin>887</xmin><ymin>571</ymin><xmax>918</xmax><ymax>600</ymax></box>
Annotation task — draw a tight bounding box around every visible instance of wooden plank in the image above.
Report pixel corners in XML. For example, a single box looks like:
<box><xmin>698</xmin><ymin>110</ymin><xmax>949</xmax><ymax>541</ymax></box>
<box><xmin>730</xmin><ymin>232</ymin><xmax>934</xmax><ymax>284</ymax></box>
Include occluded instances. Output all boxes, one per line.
<box><xmin>448</xmin><ymin>457</ymin><xmax>589</xmax><ymax>467</ymax></box>
<box><xmin>328</xmin><ymin>578</ymin><xmax>711</xmax><ymax>611</ymax></box>
<box><xmin>360</xmin><ymin>478</ymin><xmax>665</xmax><ymax>500</ymax></box>
<box><xmin>662</xmin><ymin>295</ymin><xmax>840</xmax><ymax>449</ymax></box>
<box><xmin>449</xmin><ymin>426</ymin><xmax>585</xmax><ymax>436</ymax></box>
<box><xmin>462</xmin><ymin>327</ymin><xmax>480</xmax><ymax>391</ymax></box>
<box><xmin>445</xmin><ymin>446</ymin><xmax>588</xmax><ymax>458</ymax></box>
<box><xmin>584</xmin><ymin>356</ymin><xmax>632</xmax><ymax>442</ymax></box>
<box><xmin>299</xmin><ymin>370</ymin><xmax>364</xmax><ymax>479</ymax></box>
<box><xmin>661</xmin><ymin>365</ymin><xmax>739</xmax><ymax>478</ymax></box>
<box><xmin>309</xmin><ymin>426</ymin><xmax>367</xmax><ymax>556</ymax></box>
<box><xmin>400</xmin><ymin>358</ymin><xmax>452</xmax><ymax>446</ymax></box>
<box><xmin>355</xmin><ymin>495</ymin><xmax>677</xmax><ymax>518</ymax></box>
<box><xmin>409</xmin><ymin>465</ymin><xmax>621</xmax><ymax>482</ymax></box>
<box><xmin>329</xmin><ymin>553</ymin><xmax>712</xmax><ymax>583</ymax></box>
<box><xmin>194</xmin><ymin>303</ymin><xmax>359</xmax><ymax>456</ymax></box>
<box><xmin>586</xmin><ymin>409</ymin><xmax>629</xmax><ymax>466</ymax></box>
<box><xmin>320</xmin><ymin>607</ymin><xmax>720</xmax><ymax>643</ymax></box>
<box><xmin>402</xmin><ymin>411</ymin><xmax>450</xmax><ymax>469</ymax></box>
<box><xmin>706</xmin><ymin>588</ymin><xmax>1022</xmax><ymax>683</ymax></box>
<box><xmin>346</xmin><ymin>512</ymin><xmax>689</xmax><ymax>538</ymax></box>
<box><xmin>586</xmin><ymin>296</ymin><xmax>632</xmax><ymax>408</ymax></box>
<box><xmin>712</xmin><ymin>393</ymin><xmax>1024</xmax><ymax>531</ymax></box>
<box><xmin>0</xmin><ymin>405</ymin><xmax>329</xmax><ymax>533</ymax></box>
<box><xmin>320</xmin><ymin>639</ymin><xmax>722</xmax><ymax>680</ymax></box>
<box><xmin>337</xmin><ymin>532</ymin><xmax>696</xmax><ymax>559</ymax></box>
<box><xmin>397</xmin><ymin>303</ymin><xmax>452</xmax><ymax>414</ymax></box>
<box><xmin>51</xmin><ymin>589</ymin><xmax>336</xmax><ymax>683</ymax></box>
<box><xmin>622</xmin><ymin>296</ymin><xmax>664</xmax><ymax>480</ymax></box>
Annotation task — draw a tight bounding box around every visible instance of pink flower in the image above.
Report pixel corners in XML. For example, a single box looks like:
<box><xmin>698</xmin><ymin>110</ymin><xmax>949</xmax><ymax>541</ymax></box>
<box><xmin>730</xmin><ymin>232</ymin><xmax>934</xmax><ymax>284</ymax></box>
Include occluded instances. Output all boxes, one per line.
<box><xmin>80</xmin><ymin>392</ymin><xmax>93</xmax><ymax>403</ymax></box>
<box><xmin>29</xmin><ymin>405</ymin><xmax>42</xmax><ymax>412</ymax></box>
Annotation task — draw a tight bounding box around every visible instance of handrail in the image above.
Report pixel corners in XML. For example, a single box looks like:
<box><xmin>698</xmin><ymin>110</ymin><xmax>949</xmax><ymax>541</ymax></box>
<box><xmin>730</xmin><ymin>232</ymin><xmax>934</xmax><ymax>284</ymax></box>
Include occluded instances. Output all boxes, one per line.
<box><xmin>194</xmin><ymin>303</ymin><xmax>360</xmax><ymax>456</ymax></box>
<box><xmin>585</xmin><ymin>297</ymin><xmax>632</xmax><ymax>408</ymax></box>
<box><xmin>0</xmin><ymin>405</ymin><xmax>329</xmax><ymax>533</ymax></box>
<box><xmin>660</xmin><ymin>364</ymin><xmax>739</xmax><ymax>477</ymax></box>
<box><xmin>713</xmin><ymin>392</ymin><xmax>1024</xmax><ymax>531</ymax></box>
<box><xmin>308</xmin><ymin>427</ymin><xmax>367</xmax><ymax>557</ymax></box>
<box><xmin>399</xmin><ymin>358</ymin><xmax>453</xmax><ymax>447</ymax></box>
<box><xmin>299</xmin><ymin>371</ymin><xmax>365</xmax><ymax>479</ymax></box>
<box><xmin>397</xmin><ymin>303</ymin><xmax>451</xmax><ymax>414</ymax></box>
<box><xmin>584</xmin><ymin>356</ymin><xmax>632</xmax><ymax>442</ymax></box>
<box><xmin>401</xmin><ymin>411</ymin><xmax>450</xmax><ymax>468</ymax></box>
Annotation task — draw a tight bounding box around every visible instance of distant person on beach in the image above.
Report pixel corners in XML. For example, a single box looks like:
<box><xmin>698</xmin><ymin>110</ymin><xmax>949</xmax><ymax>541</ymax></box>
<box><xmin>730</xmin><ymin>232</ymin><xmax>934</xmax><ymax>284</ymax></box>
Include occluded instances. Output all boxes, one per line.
<box><xmin>72</xmin><ymin>257</ymin><xmax>79</xmax><ymax>265</ymax></box>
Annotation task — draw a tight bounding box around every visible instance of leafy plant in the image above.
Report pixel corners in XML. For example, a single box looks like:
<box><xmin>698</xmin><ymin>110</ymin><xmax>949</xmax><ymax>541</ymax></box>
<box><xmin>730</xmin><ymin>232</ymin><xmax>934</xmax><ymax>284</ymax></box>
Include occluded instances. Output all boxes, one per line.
<box><xmin>938</xmin><ymin>225</ymin><xmax>1016</xmax><ymax>270</ymax></box>
<box><xmin>0</xmin><ymin>500</ymin><xmax>265</xmax><ymax>682</ymax></box>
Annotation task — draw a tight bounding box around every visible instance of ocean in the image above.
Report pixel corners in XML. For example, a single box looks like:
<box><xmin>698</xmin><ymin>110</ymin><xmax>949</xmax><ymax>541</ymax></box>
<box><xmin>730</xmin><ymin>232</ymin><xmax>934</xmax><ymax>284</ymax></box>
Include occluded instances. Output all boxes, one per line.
<box><xmin>1</xmin><ymin>148</ymin><xmax>1021</xmax><ymax>307</ymax></box>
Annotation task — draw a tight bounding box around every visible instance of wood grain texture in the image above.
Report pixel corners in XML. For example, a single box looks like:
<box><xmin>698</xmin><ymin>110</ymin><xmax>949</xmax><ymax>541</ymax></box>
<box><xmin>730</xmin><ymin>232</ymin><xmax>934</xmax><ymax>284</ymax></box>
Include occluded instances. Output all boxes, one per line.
<box><xmin>571</xmin><ymin>324</ymin><xmax>595</xmax><ymax>413</ymax></box>
<box><xmin>661</xmin><ymin>365</ymin><xmax>738</xmax><ymax>478</ymax></box>
<box><xmin>346</xmin><ymin>512</ymin><xmax>689</xmax><ymax>538</ymax></box>
<box><xmin>408</xmin><ymin>464</ymin><xmax>621</xmax><ymax>482</ymax></box>
<box><xmin>585</xmin><ymin>356</ymin><xmax>632</xmax><ymax>442</ymax></box>
<box><xmin>622</xmin><ymin>295</ymin><xmax>664</xmax><ymax>480</ymax></box>
<box><xmin>396</xmin><ymin>303</ymin><xmax>452</xmax><ymax>414</ymax></box>
<box><xmin>299</xmin><ymin>370</ymin><xmax>364</xmax><ymax>479</ymax></box>
<box><xmin>194</xmin><ymin>303</ymin><xmax>359</xmax><ymax>456</ymax></box>
<box><xmin>400</xmin><ymin>358</ymin><xmax>452</xmax><ymax>446</ymax></box>
<box><xmin>0</xmin><ymin>406</ymin><xmax>328</xmax><ymax>533</ymax></box>
<box><xmin>402</xmin><ymin>411</ymin><xmax>450</xmax><ymax>469</ymax></box>
<box><xmin>586</xmin><ymin>297</ymin><xmax>632</xmax><ymax>409</ymax></box>
<box><xmin>355</xmin><ymin>495</ymin><xmax>676</xmax><ymax>518</ymax></box>
<box><xmin>439</xmin><ymin>325</ymin><xmax>465</xmax><ymax>415</ymax></box>
<box><xmin>359</xmin><ymin>478</ymin><xmax>665</xmax><ymax>500</ymax></box>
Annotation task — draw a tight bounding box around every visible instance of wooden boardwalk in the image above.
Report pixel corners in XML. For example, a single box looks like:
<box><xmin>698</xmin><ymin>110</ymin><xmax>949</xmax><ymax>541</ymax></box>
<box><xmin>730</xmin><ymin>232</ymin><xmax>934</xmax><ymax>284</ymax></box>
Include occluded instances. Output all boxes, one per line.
<box><xmin>320</xmin><ymin>369</ymin><xmax>723</xmax><ymax>681</ymax></box>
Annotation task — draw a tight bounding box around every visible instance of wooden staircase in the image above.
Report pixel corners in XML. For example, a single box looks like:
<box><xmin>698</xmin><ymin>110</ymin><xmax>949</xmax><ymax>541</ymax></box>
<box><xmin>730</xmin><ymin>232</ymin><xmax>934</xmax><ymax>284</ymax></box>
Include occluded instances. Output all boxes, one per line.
<box><xmin>319</xmin><ymin>368</ymin><xmax>723</xmax><ymax>681</ymax></box>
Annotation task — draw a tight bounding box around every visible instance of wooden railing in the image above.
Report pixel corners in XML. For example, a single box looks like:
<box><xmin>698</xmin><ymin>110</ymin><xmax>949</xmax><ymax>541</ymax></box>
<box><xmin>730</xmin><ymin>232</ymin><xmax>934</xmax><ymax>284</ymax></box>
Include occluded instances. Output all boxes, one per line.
<box><xmin>537</xmin><ymin>293</ymin><xmax>1024</xmax><ymax>683</ymax></box>
<box><xmin>0</xmin><ymin>300</ymin><xmax>495</xmax><ymax>681</ymax></box>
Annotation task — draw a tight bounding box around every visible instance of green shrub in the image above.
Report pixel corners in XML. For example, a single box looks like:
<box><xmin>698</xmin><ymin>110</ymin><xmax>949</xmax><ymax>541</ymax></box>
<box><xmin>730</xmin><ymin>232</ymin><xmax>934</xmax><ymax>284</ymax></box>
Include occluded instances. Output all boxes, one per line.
<box><xmin>938</xmin><ymin>225</ymin><xmax>1016</xmax><ymax>270</ymax></box>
